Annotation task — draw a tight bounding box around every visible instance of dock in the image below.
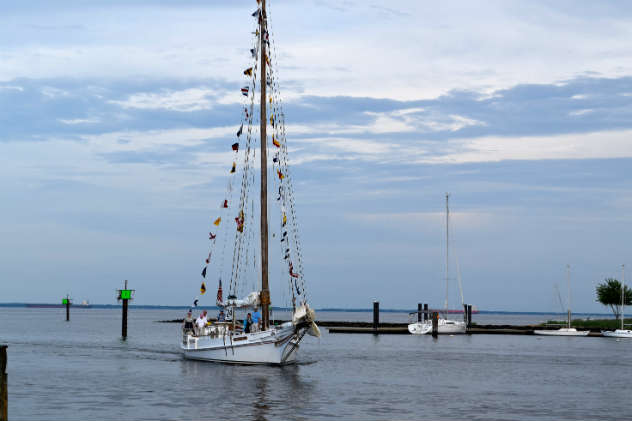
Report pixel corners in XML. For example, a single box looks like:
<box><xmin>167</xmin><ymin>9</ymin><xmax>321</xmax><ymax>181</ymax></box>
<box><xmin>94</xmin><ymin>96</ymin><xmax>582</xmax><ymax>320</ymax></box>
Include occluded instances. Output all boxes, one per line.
<box><xmin>327</xmin><ymin>323</ymin><xmax>605</xmax><ymax>336</ymax></box>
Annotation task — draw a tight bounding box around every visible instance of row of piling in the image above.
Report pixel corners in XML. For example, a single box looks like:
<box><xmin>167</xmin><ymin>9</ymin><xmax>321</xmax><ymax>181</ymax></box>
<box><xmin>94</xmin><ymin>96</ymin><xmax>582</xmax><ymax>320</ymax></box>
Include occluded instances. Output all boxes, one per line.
<box><xmin>0</xmin><ymin>280</ymin><xmax>134</xmax><ymax>419</ymax></box>
<box><xmin>63</xmin><ymin>280</ymin><xmax>134</xmax><ymax>339</ymax></box>
<box><xmin>338</xmin><ymin>301</ymin><xmax>474</xmax><ymax>335</ymax></box>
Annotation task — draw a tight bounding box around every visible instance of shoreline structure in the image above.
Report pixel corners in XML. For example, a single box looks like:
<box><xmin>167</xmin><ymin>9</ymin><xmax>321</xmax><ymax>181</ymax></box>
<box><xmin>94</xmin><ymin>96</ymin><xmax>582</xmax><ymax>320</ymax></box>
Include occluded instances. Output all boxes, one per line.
<box><xmin>0</xmin><ymin>302</ymin><xmax>615</xmax><ymax>317</ymax></box>
<box><xmin>1</xmin><ymin>303</ymin><xmax>620</xmax><ymax>335</ymax></box>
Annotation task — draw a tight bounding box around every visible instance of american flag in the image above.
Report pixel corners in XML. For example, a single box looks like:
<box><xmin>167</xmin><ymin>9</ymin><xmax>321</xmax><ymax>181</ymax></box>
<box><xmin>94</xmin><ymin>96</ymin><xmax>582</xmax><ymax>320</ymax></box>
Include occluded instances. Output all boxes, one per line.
<box><xmin>216</xmin><ymin>279</ymin><xmax>223</xmax><ymax>305</ymax></box>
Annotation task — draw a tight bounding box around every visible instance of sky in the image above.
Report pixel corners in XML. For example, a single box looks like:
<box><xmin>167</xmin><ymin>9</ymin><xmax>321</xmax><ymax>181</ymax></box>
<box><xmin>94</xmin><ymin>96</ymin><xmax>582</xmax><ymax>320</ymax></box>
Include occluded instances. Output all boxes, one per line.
<box><xmin>2</xmin><ymin>0</ymin><xmax>632</xmax><ymax>313</ymax></box>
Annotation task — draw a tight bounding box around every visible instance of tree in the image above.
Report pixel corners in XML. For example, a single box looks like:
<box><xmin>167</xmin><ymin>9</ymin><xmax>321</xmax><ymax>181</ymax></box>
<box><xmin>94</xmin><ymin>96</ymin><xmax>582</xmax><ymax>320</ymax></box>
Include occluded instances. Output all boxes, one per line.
<box><xmin>596</xmin><ymin>278</ymin><xmax>632</xmax><ymax>320</ymax></box>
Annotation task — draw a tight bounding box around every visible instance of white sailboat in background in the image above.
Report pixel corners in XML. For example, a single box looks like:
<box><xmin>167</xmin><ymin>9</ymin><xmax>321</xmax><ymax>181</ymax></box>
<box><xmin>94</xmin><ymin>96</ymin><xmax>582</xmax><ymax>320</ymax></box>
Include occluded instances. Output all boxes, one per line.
<box><xmin>602</xmin><ymin>264</ymin><xmax>632</xmax><ymax>338</ymax></box>
<box><xmin>180</xmin><ymin>0</ymin><xmax>319</xmax><ymax>364</ymax></box>
<box><xmin>534</xmin><ymin>265</ymin><xmax>589</xmax><ymax>337</ymax></box>
<box><xmin>409</xmin><ymin>194</ymin><xmax>466</xmax><ymax>335</ymax></box>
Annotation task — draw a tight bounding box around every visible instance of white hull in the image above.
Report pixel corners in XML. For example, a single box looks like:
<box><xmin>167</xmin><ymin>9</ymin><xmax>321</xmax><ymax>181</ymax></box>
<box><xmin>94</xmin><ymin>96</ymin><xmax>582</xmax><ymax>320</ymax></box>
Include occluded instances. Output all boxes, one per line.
<box><xmin>408</xmin><ymin>319</ymin><xmax>467</xmax><ymax>335</ymax></box>
<box><xmin>533</xmin><ymin>328</ymin><xmax>589</xmax><ymax>336</ymax></box>
<box><xmin>601</xmin><ymin>329</ymin><xmax>632</xmax><ymax>338</ymax></box>
<box><xmin>181</xmin><ymin>322</ymin><xmax>302</xmax><ymax>365</ymax></box>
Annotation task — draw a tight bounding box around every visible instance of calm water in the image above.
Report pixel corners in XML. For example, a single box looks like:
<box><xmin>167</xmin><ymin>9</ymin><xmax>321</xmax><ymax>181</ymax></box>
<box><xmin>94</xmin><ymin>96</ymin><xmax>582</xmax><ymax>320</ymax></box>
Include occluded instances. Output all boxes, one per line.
<box><xmin>1</xmin><ymin>307</ymin><xmax>630</xmax><ymax>420</ymax></box>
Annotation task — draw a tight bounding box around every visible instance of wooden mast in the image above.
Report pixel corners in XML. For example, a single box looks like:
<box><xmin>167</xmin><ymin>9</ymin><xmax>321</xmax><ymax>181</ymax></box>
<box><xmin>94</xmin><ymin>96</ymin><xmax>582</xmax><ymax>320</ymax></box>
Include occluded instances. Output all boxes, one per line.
<box><xmin>259</xmin><ymin>0</ymin><xmax>270</xmax><ymax>330</ymax></box>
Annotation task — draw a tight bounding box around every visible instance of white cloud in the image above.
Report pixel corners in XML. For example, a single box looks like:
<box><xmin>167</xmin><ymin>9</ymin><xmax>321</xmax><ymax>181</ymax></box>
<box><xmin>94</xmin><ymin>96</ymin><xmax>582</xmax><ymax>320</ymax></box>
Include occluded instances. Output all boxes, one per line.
<box><xmin>347</xmin><ymin>211</ymin><xmax>495</xmax><ymax>229</ymax></box>
<box><xmin>418</xmin><ymin>129</ymin><xmax>632</xmax><ymax>164</ymax></box>
<box><xmin>110</xmin><ymin>87</ymin><xmax>218</xmax><ymax>112</ymax></box>
<box><xmin>58</xmin><ymin>118</ymin><xmax>101</xmax><ymax>125</ymax></box>
<box><xmin>2</xmin><ymin>1</ymin><xmax>632</xmax><ymax>100</ymax></box>
<box><xmin>41</xmin><ymin>86</ymin><xmax>69</xmax><ymax>98</ymax></box>
<box><xmin>0</xmin><ymin>85</ymin><xmax>23</xmax><ymax>91</ymax></box>
<box><xmin>568</xmin><ymin>109</ymin><xmax>593</xmax><ymax>116</ymax></box>
<box><xmin>81</xmin><ymin>126</ymin><xmax>235</xmax><ymax>153</ymax></box>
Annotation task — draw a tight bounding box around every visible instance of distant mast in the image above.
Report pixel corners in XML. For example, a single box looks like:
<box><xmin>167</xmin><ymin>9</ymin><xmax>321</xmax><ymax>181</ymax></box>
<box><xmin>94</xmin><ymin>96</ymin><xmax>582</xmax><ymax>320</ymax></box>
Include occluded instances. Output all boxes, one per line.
<box><xmin>622</xmin><ymin>264</ymin><xmax>625</xmax><ymax>330</ymax></box>
<box><xmin>567</xmin><ymin>264</ymin><xmax>571</xmax><ymax>329</ymax></box>
<box><xmin>445</xmin><ymin>193</ymin><xmax>449</xmax><ymax>317</ymax></box>
<box><xmin>259</xmin><ymin>0</ymin><xmax>270</xmax><ymax>331</ymax></box>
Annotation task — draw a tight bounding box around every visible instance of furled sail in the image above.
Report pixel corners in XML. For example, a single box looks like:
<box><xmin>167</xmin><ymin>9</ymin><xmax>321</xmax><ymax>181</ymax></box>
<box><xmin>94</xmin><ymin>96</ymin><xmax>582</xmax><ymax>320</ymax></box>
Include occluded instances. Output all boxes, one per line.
<box><xmin>219</xmin><ymin>291</ymin><xmax>260</xmax><ymax>309</ymax></box>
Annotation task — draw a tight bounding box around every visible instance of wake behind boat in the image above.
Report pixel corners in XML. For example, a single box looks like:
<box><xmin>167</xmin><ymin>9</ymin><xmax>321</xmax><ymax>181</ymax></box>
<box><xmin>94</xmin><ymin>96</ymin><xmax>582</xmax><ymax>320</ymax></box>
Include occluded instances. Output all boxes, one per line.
<box><xmin>180</xmin><ymin>0</ymin><xmax>318</xmax><ymax>364</ymax></box>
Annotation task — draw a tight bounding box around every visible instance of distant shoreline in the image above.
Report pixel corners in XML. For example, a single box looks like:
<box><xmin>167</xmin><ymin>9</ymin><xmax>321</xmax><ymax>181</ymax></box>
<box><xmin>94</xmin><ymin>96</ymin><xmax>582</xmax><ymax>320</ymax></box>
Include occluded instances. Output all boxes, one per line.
<box><xmin>0</xmin><ymin>302</ymin><xmax>614</xmax><ymax>317</ymax></box>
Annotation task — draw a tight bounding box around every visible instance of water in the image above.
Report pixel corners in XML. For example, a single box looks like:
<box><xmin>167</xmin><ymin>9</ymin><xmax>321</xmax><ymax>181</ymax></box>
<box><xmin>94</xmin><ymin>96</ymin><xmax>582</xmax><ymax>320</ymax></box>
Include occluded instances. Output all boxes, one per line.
<box><xmin>1</xmin><ymin>307</ymin><xmax>630</xmax><ymax>420</ymax></box>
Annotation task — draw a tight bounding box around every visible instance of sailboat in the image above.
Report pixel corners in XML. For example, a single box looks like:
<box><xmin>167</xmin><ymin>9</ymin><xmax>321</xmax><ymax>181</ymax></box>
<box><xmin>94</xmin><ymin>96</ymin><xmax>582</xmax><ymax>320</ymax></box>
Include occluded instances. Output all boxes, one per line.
<box><xmin>534</xmin><ymin>265</ymin><xmax>589</xmax><ymax>336</ymax></box>
<box><xmin>602</xmin><ymin>264</ymin><xmax>632</xmax><ymax>338</ymax></box>
<box><xmin>180</xmin><ymin>0</ymin><xmax>319</xmax><ymax>364</ymax></box>
<box><xmin>408</xmin><ymin>194</ymin><xmax>466</xmax><ymax>335</ymax></box>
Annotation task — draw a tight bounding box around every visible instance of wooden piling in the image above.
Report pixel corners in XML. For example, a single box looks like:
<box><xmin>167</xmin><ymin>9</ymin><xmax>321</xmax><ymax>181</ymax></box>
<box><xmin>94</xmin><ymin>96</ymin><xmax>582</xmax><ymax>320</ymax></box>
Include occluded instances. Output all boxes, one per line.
<box><xmin>432</xmin><ymin>312</ymin><xmax>438</xmax><ymax>337</ymax></box>
<box><xmin>1</xmin><ymin>345</ymin><xmax>7</xmax><ymax>421</ymax></box>
<box><xmin>467</xmin><ymin>305</ymin><xmax>472</xmax><ymax>329</ymax></box>
<box><xmin>423</xmin><ymin>303</ymin><xmax>428</xmax><ymax>321</ymax></box>
<box><xmin>417</xmin><ymin>303</ymin><xmax>422</xmax><ymax>322</ymax></box>
<box><xmin>373</xmin><ymin>301</ymin><xmax>379</xmax><ymax>332</ymax></box>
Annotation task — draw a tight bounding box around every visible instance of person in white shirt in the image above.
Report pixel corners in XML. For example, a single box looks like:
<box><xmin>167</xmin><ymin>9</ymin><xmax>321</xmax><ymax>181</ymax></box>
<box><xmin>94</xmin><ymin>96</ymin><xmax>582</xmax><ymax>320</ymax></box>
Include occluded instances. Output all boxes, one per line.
<box><xmin>196</xmin><ymin>310</ymin><xmax>208</xmax><ymax>333</ymax></box>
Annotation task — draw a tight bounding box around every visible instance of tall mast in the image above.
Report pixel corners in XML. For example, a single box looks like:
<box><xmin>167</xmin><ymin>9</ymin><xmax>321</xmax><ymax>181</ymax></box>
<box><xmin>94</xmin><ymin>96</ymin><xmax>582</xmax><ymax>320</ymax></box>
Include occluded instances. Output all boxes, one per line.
<box><xmin>622</xmin><ymin>264</ymin><xmax>625</xmax><ymax>330</ymax></box>
<box><xmin>567</xmin><ymin>264</ymin><xmax>571</xmax><ymax>329</ymax></box>
<box><xmin>445</xmin><ymin>193</ymin><xmax>449</xmax><ymax>317</ymax></box>
<box><xmin>259</xmin><ymin>0</ymin><xmax>270</xmax><ymax>330</ymax></box>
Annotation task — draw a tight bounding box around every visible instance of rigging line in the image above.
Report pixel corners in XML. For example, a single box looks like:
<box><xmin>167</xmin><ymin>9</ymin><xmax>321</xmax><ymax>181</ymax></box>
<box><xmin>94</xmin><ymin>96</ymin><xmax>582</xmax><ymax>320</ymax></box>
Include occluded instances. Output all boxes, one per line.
<box><xmin>230</xmin><ymin>36</ymin><xmax>259</xmax><ymax>296</ymax></box>
<box><xmin>217</xmin><ymin>117</ymin><xmax>244</xmax><ymax>290</ymax></box>
<box><xmin>270</xmin><ymin>125</ymin><xmax>295</xmax><ymax>307</ymax></box>
<box><xmin>268</xmin><ymin>2</ymin><xmax>307</xmax><ymax>304</ymax></box>
<box><xmin>278</xmin><ymin>134</ymin><xmax>303</xmax><ymax>299</ymax></box>
<box><xmin>278</xmin><ymin>115</ymin><xmax>307</xmax><ymax>302</ymax></box>
<box><xmin>449</xmin><ymin>212</ymin><xmax>465</xmax><ymax>307</ymax></box>
<box><xmin>455</xmin><ymin>252</ymin><xmax>464</xmax><ymax>307</ymax></box>
<box><xmin>554</xmin><ymin>284</ymin><xmax>565</xmax><ymax>314</ymax></box>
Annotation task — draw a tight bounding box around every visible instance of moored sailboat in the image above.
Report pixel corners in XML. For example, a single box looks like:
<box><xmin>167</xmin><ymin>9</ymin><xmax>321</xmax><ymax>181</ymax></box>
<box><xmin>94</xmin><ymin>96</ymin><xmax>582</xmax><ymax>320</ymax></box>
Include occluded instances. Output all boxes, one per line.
<box><xmin>408</xmin><ymin>194</ymin><xmax>466</xmax><ymax>335</ymax></box>
<box><xmin>602</xmin><ymin>264</ymin><xmax>632</xmax><ymax>338</ymax></box>
<box><xmin>181</xmin><ymin>0</ymin><xmax>319</xmax><ymax>364</ymax></box>
<box><xmin>534</xmin><ymin>265</ymin><xmax>589</xmax><ymax>337</ymax></box>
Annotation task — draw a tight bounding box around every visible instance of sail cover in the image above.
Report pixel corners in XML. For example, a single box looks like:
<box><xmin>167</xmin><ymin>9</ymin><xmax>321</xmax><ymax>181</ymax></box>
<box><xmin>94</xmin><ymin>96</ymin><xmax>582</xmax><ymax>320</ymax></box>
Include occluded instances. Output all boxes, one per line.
<box><xmin>219</xmin><ymin>291</ymin><xmax>260</xmax><ymax>309</ymax></box>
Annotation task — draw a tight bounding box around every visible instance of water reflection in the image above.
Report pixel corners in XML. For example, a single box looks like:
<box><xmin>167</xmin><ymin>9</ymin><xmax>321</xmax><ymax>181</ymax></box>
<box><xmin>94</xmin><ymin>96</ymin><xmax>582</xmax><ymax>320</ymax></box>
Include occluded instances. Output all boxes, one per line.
<box><xmin>178</xmin><ymin>360</ymin><xmax>314</xmax><ymax>420</ymax></box>
<box><xmin>251</xmin><ymin>375</ymin><xmax>269</xmax><ymax>421</ymax></box>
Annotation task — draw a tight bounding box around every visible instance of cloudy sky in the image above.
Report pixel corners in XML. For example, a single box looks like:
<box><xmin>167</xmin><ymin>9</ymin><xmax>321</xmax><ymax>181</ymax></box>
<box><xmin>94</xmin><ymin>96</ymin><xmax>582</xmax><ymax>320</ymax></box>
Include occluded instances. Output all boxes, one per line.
<box><xmin>2</xmin><ymin>0</ymin><xmax>632</xmax><ymax>313</ymax></box>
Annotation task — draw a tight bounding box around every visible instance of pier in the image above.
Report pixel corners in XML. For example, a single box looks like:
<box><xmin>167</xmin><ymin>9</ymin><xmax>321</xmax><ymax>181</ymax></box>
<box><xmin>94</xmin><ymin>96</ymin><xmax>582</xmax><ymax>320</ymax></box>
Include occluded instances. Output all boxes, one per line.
<box><xmin>326</xmin><ymin>322</ymin><xmax>605</xmax><ymax>336</ymax></box>
<box><xmin>158</xmin><ymin>318</ymin><xmax>606</xmax><ymax>336</ymax></box>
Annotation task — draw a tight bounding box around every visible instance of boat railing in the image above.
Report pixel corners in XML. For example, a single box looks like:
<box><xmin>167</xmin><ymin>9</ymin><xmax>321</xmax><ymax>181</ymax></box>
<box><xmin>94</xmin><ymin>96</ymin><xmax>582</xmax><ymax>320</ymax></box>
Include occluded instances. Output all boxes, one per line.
<box><xmin>183</xmin><ymin>322</ymin><xmax>245</xmax><ymax>339</ymax></box>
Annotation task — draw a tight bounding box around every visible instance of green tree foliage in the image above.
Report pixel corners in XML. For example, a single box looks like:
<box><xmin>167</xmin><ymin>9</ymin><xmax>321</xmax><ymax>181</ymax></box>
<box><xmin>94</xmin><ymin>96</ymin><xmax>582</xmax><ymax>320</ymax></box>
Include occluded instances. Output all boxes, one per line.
<box><xmin>596</xmin><ymin>278</ymin><xmax>632</xmax><ymax>320</ymax></box>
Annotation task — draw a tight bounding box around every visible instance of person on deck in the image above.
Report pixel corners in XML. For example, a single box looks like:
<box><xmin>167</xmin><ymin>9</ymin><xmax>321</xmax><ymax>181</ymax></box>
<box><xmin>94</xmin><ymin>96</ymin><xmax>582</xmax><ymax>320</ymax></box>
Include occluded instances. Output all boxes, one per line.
<box><xmin>251</xmin><ymin>307</ymin><xmax>262</xmax><ymax>332</ymax></box>
<box><xmin>196</xmin><ymin>310</ymin><xmax>208</xmax><ymax>332</ymax></box>
<box><xmin>217</xmin><ymin>310</ymin><xmax>226</xmax><ymax>322</ymax></box>
<box><xmin>182</xmin><ymin>310</ymin><xmax>195</xmax><ymax>335</ymax></box>
<box><xmin>244</xmin><ymin>313</ymin><xmax>253</xmax><ymax>333</ymax></box>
